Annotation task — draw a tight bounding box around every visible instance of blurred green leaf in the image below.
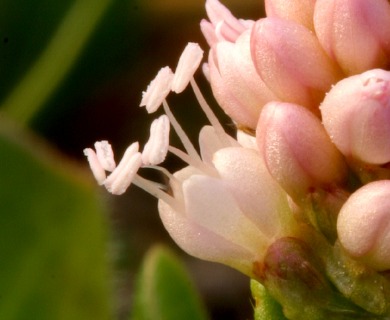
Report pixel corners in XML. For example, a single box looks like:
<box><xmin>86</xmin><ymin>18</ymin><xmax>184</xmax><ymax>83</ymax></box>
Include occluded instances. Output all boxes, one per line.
<box><xmin>1</xmin><ymin>0</ymin><xmax>113</xmax><ymax>125</ymax></box>
<box><xmin>251</xmin><ymin>279</ymin><xmax>287</xmax><ymax>320</ymax></box>
<box><xmin>0</xmin><ymin>118</ymin><xmax>112</xmax><ymax>320</ymax></box>
<box><xmin>132</xmin><ymin>245</ymin><xmax>208</xmax><ymax>320</ymax></box>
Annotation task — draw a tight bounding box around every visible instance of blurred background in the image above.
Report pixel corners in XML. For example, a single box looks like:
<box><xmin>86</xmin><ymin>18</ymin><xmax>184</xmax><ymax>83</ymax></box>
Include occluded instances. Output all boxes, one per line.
<box><xmin>0</xmin><ymin>0</ymin><xmax>265</xmax><ymax>319</ymax></box>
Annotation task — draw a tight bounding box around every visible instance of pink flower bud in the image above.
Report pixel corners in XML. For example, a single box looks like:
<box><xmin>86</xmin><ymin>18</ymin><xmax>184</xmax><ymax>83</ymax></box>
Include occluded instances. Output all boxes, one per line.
<box><xmin>265</xmin><ymin>0</ymin><xmax>316</xmax><ymax>31</ymax></box>
<box><xmin>321</xmin><ymin>69</ymin><xmax>390</xmax><ymax>165</ymax></box>
<box><xmin>251</xmin><ymin>17</ymin><xmax>342</xmax><ymax>113</ymax></box>
<box><xmin>314</xmin><ymin>0</ymin><xmax>390</xmax><ymax>75</ymax></box>
<box><xmin>337</xmin><ymin>180</ymin><xmax>390</xmax><ymax>271</ymax></box>
<box><xmin>257</xmin><ymin>101</ymin><xmax>347</xmax><ymax>200</ymax></box>
<box><xmin>200</xmin><ymin>0</ymin><xmax>250</xmax><ymax>47</ymax></box>
<box><xmin>209</xmin><ymin>30</ymin><xmax>278</xmax><ymax>129</ymax></box>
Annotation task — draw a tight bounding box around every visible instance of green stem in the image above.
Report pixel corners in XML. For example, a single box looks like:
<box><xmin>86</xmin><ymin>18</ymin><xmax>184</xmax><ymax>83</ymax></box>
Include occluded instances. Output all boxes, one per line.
<box><xmin>1</xmin><ymin>0</ymin><xmax>113</xmax><ymax>125</ymax></box>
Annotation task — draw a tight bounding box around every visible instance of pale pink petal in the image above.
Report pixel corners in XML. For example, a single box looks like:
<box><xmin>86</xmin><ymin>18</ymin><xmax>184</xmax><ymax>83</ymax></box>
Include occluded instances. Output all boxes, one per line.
<box><xmin>94</xmin><ymin>140</ymin><xmax>116</xmax><ymax>172</ymax></box>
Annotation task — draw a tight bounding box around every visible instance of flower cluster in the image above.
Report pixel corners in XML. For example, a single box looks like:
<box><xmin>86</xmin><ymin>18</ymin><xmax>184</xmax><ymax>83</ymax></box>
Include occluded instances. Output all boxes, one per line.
<box><xmin>85</xmin><ymin>0</ymin><xmax>390</xmax><ymax>318</ymax></box>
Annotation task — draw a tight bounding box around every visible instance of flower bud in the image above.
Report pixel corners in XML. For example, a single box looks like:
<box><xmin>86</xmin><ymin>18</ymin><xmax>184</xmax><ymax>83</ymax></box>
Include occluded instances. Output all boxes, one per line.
<box><xmin>208</xmin><ymin>30</ymin><xmax>277</xmax><ymax>129</ymax></box>
<box><xmin>251</xmin><ymin>17</ymin><xmax>341</xmax><ymax>114</ymax></box>
<box><xmin>265</xmin><ymin>0</ymin><xmax>315</xmax><ymax>31</ymax></box>
<box><xmin>257</xmin><ymin>101</ymin><xmax>347</xmax><ymax>200</ymax></box>
<box><xmin>337</xmin><ymin>180</ymin><xmax>390</xmax><ymax>271</ymax></box>
<box><xmin>257</xmin><ymin>237</ymin><xmax>342</xmax><ymax>319</ymax></box>
<box><xmin>321</xmin><ymin>69</ymin><xmax>390</xmax><ymax>165</ymax></box>
<box><xmin>314</xmin><ymin>0</ymin><xmax>390</xmax><ymax>75</ymax></box>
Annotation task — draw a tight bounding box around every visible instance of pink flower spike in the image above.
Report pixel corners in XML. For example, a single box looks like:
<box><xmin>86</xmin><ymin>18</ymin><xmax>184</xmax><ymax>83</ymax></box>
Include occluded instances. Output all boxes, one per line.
<box><xmin>142</xmin><ymin>115</ymin><xmax>170</xmax><ymax>166</ymax></box>
<box><xmin>171</xmin><ymin>43</ymin><xmax>204</xmax><ymax>94</ymax></box>
<box><xmin>94</xmin><ymin>140</ymin><xmax>116</xmax><ymax>172</ymax></box>
<box><xmin>140</xmin><ymin>67</ymin><xmax>174</xmax><ymax>113</ymax></box>
<box><xmin>83</xmin><ymin>148</ymin><xmax>107</xmax><ymax>185</ymax></box>
<box><xmin>104</xmin><ymin>142</ymin><xmax>142</xmax><ymax>195</ymax></box>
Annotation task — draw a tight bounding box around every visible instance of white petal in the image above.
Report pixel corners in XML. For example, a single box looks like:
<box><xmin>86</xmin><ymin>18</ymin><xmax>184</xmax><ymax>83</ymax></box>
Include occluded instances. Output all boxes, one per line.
<box><xmin>183</xmin><ymin>174</ymin><xmax>268</xmax><ymax>253</ymax></box>
<box><xmin>158</xmin><ymin>199</ymin><xmax>255</xmax><ymax>275</ymax></box>
<box><xmin>213</xmin><ymin>147</ymin><xmax>288</xmax><ymax>238</ymax></box>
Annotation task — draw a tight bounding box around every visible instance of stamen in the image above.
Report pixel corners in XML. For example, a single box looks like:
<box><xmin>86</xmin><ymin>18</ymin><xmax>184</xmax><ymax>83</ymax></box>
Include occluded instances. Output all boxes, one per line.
<box><xmin>190</xmin><ymin>78</ymin><xmax>232</xmax><ymax>147</ymax></box>
<box><xmin>104</xmin><ymin>142</ymin><xmax>141</xmax><ymax>195</ymax></box>
<box><xmin>162</xmin><ymin>100</ymin><xmax>202</xmax><ymax>161</ymax></box>
<box><xmin>132</xmin><ymin>175</ymin><xmax>183</xmax><ymax>212</ymax></box>
<box><xmin>94</xmin><ymin>140</ymin><xmax>116</xmax><ymax>171</ymax></box>
<box><xmin>83</xmin><ymin>148</ymin><xmax>107</xmax><ymax>185</ymax></box>
<box><xmin>168</xmin><ymin>146</ymin><xmax>218</xmax><ymax>177</ymax></box>
<box><xmin>171</xmin><ymin>43</ymin><xmax>204</xmax><ymax>94</ymax></box>
<box><xmin>142</xmin><ymin>115</ymin><xmax>170</xmax><ymax>166</ymax></box>
<box><xmin>140</xmin><ymin>67</ymin><xmax>174</xmax><ymax>113</ymax></box>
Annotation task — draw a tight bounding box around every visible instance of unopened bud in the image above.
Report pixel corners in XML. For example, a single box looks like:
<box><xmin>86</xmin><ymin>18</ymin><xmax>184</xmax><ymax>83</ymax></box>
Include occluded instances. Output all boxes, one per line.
<box><xmin>337</xmin><ymin>180</ymin><xmax>390</xmax><ymax>271</ymax></box>
<box><xmin>321</xmin><ymin>69</ymin><xmax>390</xmax><ymax>165</ymax></box>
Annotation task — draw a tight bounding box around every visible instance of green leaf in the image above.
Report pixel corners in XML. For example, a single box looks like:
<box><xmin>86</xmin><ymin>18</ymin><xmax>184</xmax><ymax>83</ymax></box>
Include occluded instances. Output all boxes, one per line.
<box><xmin>0</xmin><ymin>119</ymin><xmax>112</xmax><ymax>320</ymax></box>
<box><xmin>132</xmin><ymin>245</ymin><xmax>209</xmax><ymax>320</ymax></box>
<box><xmin>251</xmin><ymin>279</ymin><xmax>287</xmax><ymax>320</ymax></box>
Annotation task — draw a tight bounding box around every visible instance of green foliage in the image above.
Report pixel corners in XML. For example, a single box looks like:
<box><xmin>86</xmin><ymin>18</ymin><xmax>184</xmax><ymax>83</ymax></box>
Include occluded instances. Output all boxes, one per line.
<box><xmin>131</xmin><ymin>246</ymin><xmax>208</xmax><ymax>320</ymax></box>
<box><xmin>0</xmin><ymin>120</ymin><xmax>112</xmax><ymax>320</ymax></box>
<box><xmin>251</xmin><ymin>279</ymin><xmax>287</xmax><ymax>320</ymax></box>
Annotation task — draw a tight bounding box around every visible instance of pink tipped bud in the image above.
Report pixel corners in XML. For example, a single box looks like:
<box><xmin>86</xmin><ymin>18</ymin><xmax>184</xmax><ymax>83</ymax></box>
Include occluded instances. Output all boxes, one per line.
<box><xmin>251</xmin><ymin>18</ymin><xmax>341</xmax><ymax>113</ymax></box>
<box><xmin>104</xmin><ymin>142</ymin><xmax>142</xmax><ymax>195</ymax></box>
<box><xmin>257</xmin><ymin>102</ymin><xmax>347</xmax><ymax>199</ymax></box>
<box><xmin>171</xmin><ymin>43</ymin><xmax>204</xmax><ymax>94</ymax></box>
<box><xmin>321</xmin><ymin>69</ymin><xmax>390</xmax><ymax>165</ymax></box>
<box><xmin>337</xmin><ymin>180</ymin><xmax>390</xmax><ymax>271</ymax></box>
<box><xmin>83</xmin><ymin>148</ymin><xmax>107</xmax><ymax>185</ymax></box>
<box><xmin>142</xmin><ymin>115</ymin><xmax>170</xmax><ymax>166</ymax></box>
<box><xmin>208</xmin><ymin>30</ymin><xmax>278</xmax><ymax>129</ymax></box>
<box><xmin>140</xmin><ymin>67</ymin><xmax>174</xmax><ymax>113</ymax></box>
<box><xmin>265</xmin><ymin>0</ymin><xmax>316</xmax><ymax>31</ymax></box>
<box><xmin>203</xmin><ymin>0</ymin><xmax>248</xmax><ymax>44</ymax></box>
<box><xmin>314</xmin><ymin>0</ymin><xmax>390</xmax><ymax>75</ymax></box>
<box><xmin>94</xmin><ymin>140</ymin><xmax>116</xmax><ymax>172</ymax></box>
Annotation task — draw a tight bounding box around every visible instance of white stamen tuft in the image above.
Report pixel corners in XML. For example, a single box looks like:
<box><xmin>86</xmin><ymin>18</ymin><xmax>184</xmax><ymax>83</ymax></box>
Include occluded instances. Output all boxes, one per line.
<box><xmin>104</xmin><ymin>142</ymin><xmax>142</xmax><ymax>195</ymax></box>
<box><xmin>83</xmin><ymin>148</ymin><xmax>107</xmax><ymax>185</ymax></box>
<box><xmin>140</xmin><ymin>67</ymin><xmax>174</xmax><ymax>113</ymax></box>
<box><xmin>172</xmin><ymin>43</ymin><xmax>204</xmax><ymax>93</ymax></box>
<box><xmin>94</xmin><ymin>140</ymin><xmax>116</xmax><ymax>171</ymax></box>
<box><xmin>142</xmin><ymin>115</ymin><xmax>170</xmax><ymax>165</ymax></box>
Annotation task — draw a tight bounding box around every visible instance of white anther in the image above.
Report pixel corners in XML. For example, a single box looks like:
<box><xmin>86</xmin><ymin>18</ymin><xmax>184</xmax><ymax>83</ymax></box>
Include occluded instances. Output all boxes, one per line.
<box><xmin>94</xmin><ymin>140</ymin><xmax>116</xmax><ymax>171</ymax></box>
<box><xmin>172</xmin><ymin>43</ymin><xmax>204</xmax><ymax>93</ymax></box>
<box><xmin>142</xmin><ymin>115</ymin><xmax>170</xmax><ymax>166</ymax></box>
<box><xmin>104</xmin><ymin>142</ymin><xmax>142</xmax><ymax>195</ymax></box>
<box><xmin>83</xmin><ymin>148</ymin><xmax>107</xmax><ymax>185</ymax></box>
<box><xmin>140</xmin><ymin>66</ymin><xmax>174</xmax><ymax>113</ymax></box>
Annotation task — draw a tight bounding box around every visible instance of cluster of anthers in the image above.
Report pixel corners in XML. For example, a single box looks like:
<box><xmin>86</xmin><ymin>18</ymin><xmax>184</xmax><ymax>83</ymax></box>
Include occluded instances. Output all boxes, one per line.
<box><xmin>84</xmin><ymin>43</ymin><xmax>218</xmax><ymax>203</ymax></box>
